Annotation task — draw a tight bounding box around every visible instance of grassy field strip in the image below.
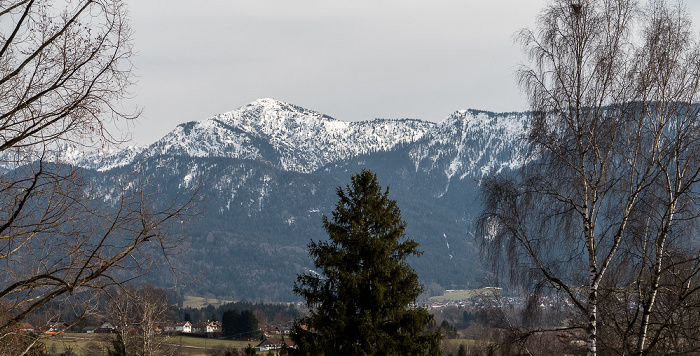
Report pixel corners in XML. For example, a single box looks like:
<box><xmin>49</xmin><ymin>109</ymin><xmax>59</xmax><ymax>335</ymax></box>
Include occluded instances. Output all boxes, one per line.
<box><xmin>42</xmin><ymin>333</ymin><xmax>254</xmax><ymax>355</ymax></box>
<box><xmin>182</xmin><ymin>295</ymin><xmax>233</xmax><ymax>309</ymax></box>
<box><xmin>428</xmin><ymin>287</ymin><xmax>502</xmax><ymax>301</ymax></box>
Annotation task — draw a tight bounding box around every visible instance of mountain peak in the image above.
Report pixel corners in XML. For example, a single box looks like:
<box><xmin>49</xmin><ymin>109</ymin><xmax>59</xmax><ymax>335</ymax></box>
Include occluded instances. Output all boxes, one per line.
<box><xmin>246</xmin><ymin>97</ymin><xmax>291</xmax><ymax>108</ymax></box>
<box><xmin>115</xmin><ymin>99</ymin><xmax>433</xmax><ymax>173</ymax></box>
<box><xmin>236</xmin><ymin>98</ymin><xmax>332</xmax><ymax>121</ymax></box>
<box><xmin>243</xmin><ymin>98</ymin><xmax>291</xmax><ymax>114</ymax></box>
<box><xmin>65</xmin><ymin>99</ymin><xmax>527</xmax><ymax>177</ymax></box>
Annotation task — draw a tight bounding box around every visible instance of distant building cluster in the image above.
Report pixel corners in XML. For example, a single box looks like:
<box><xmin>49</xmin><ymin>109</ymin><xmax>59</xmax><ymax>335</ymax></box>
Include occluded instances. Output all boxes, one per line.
<box><xmin>423</xmin><ymin>292</ymin><xmax>575</xmax><ymax>311</ymax></box>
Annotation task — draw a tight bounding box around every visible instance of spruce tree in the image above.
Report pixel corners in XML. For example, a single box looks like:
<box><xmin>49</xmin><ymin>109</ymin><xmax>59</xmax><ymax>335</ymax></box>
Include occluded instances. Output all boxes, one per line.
<box><xmin>292</xmin><ymin>170</ymin><xmax>442</xmax><ymax>356</ymax></box>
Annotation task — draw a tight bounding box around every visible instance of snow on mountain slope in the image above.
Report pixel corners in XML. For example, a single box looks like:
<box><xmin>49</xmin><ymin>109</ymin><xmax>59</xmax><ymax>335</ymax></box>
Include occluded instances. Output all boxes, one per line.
<box><xmin>69</xmin><ymin>145</ymin><xmax>145</xmax><ymax>171</ymax></box>
<box><xmin>199</xmin><ymin>98</ymin><xmax>436</xmax><ymax>172</ymax></box>
<box><xmin>67</xmin><ymin>99</ymin><xmax>529</xmax><ymax>179</ymax></box>
<box><xmin>409</xmin><ymin>109</ymin><xmax>528</xmax><ymax>182</ymax></box>
<box><xmin>79</xmin><ymin>98</ymin><xmax>436</xmax><ymax>173</ymax></box>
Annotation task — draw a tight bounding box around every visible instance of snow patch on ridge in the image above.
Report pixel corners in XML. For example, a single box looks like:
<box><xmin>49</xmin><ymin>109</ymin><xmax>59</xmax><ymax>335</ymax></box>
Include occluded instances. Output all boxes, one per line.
<box><xmin>409</xmin><ymin>109</ymin><xmax>528</xmax><ymax>181</ymax></box>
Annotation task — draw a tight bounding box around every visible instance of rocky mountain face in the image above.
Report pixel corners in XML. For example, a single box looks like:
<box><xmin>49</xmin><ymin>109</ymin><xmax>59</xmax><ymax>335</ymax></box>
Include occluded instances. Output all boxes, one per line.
<box><xmin>76</xmin><ymin>98</ymin><xmax>529</xmax><ymax>301</ymax></box>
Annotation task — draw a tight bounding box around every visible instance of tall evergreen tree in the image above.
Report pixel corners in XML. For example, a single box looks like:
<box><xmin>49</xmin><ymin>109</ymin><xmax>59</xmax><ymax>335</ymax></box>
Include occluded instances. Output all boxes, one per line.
<box><xmin>222</xmin><ymin>309</ymin><xmax>259</xmax><ymax>340</ymax></box>
<box><xmin>221</xmin><ymin>310</ymin><xmax>241</xmax><ymax>338</ymax></box>
<box><xmin>292</xmin><ymin>170</ymin><xmax>442</xmax><ymax>356</ymax></box>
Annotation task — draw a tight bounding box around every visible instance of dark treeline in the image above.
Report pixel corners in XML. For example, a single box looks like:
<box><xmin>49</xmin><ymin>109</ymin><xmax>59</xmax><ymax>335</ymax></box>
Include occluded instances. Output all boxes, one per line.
<box><xmin>170</xmin><ymin>301</ymin><xmax>300</xmax><ymax>327</ymax></box>
<box><xmin>221</xmin><ymin>310</ymin><xmax>260</xmax><ymax>340</ymax></box>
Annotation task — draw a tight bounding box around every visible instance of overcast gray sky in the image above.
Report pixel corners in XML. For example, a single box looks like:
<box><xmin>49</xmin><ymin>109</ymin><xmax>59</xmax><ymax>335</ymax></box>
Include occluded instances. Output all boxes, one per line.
<box><xmin>123</xmin><ymin>1</ymin><xmax>700</xmax><ymax>146</ymax></box>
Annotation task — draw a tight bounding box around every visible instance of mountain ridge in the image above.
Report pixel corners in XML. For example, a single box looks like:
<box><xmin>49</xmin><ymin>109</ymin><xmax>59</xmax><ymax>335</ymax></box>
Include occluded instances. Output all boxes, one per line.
<box><xmin>69</xmin><ymin>98</ymin><xmax>528</xmax><ymax>179</ymax></box>
<box><xmin>63</xmin><ymin>98</ymin><xmax>530</xmax><ymax>301</ymax></box>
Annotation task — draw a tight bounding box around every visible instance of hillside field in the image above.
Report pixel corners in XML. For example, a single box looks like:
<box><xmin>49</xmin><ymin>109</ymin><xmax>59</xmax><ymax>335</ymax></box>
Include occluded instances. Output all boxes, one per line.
<box><xmin>429</xmin><ymin>287</ymin><xmax>502</xmax><ymax>301</ymax></box>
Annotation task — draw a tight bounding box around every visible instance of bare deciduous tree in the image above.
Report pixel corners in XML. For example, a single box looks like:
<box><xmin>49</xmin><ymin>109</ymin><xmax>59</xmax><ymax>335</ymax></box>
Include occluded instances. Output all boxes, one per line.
<box><xmin>0</xmin><ymin>1</ymin><xmax>194</xmax><ymax>353</ymax></box>
<box><xmin>105</xmin><ymin>284</ymin><xmax>175</xmax><ymax>356</ymax></box>
<box><xmin>479</xmin><ymin>0</ymin><xmax>700</xmax><ymax>355</ymax></box>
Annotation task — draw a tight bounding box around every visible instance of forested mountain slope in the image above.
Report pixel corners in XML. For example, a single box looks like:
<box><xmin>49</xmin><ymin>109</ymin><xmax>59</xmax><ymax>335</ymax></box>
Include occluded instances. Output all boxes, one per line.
<box><xmin>75</xmin><ymin>98</ymin><xmax>528</xmax><ymax>301</ymax></box>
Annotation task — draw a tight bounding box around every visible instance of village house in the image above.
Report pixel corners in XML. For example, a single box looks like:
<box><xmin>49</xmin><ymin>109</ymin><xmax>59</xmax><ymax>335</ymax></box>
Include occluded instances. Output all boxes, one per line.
<box><xmin>45</xmin><ymin>322</ymin><xmax>69</xmax><ymax>334</ymax></box>
<box><xmin>18</xmin><ymin>323</ymin><xmax>34</xmax><ymax>333</ymax></box>
<box><xmin>191</xmin><ymin>321</ymin><xmax>221</xmax><ymax>334</ymax></box>
<box><xmin>254</xmin><ymin>337</ymin><xmax>295</xmax><ymax>353</ymax></box>
<box><xmin>95</xmin><ymin>323</ymin><xmax>116</xmax><ymax>333</ymax></box>
<box><xmin>261</xmin><ymin>324</ymin><xmax>291</xmax><ymax>337</ymax></box>
<box><xmin>162</xmin><ymin>321</ymin><xmax>192</xmax><ymax>334</ymax></box>
<box><xmin>262</xmin><ymin>325</ymin><xmax>281</xmax><ymax>337</ymax></box>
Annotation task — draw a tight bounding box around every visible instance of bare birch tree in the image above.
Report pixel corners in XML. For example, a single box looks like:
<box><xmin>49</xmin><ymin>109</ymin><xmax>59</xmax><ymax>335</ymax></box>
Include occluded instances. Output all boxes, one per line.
<box><xmin>0</xmin><ymin>1</ymin><xmax>194</xmax><ymax>353</ymax></box>
<box><xmin>105</xmin><ymin>284</ymin><xmax>175</xmax><ymax>356</ymax></box>
<box><xmin>479</xmin><ymin>0</ymin><xmax>700</xmax><ymax>355</ymax></box>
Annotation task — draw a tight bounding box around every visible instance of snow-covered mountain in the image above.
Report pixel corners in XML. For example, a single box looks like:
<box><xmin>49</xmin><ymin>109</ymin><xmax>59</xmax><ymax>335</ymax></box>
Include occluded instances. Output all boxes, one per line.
<box><xmin>71</xmin><ymin>98</ymin><xmax>527</xmax><ymax>179</ymax></box>
<box><xmin>67</xmin><ymin>98</ymin><xmax>530</xmax><ymax>301</ymax></box>
<box><xmin>73</xmin><ymin>99</ymin><xmax>433</xmax><ymax>173</ymax></box>
<box><xmin>410</xmin><ymin>109</ymin><xmax>528</xmax><ymax>182</ymax></box>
